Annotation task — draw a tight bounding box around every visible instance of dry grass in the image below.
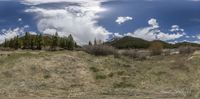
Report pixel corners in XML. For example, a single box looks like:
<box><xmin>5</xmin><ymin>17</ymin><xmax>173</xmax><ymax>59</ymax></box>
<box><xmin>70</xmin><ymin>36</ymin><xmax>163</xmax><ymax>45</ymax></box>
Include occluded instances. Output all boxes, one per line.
<box><xmin>0</xmin><ymin>50</ymin><xmax>200</xmax><ymax>98</ymax></box>
<box><xmin>83</xmin><ymin>45</ymin><xmax>117</xmax><ymax>56</ymax></box>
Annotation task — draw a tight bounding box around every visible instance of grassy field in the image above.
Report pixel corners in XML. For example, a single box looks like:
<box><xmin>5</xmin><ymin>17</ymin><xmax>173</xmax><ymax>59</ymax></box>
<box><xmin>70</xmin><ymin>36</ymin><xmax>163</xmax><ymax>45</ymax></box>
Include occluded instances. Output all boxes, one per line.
<box><xmin>0</xmin><ymin>50</ymin><xmax>200</xmax><ymax>98</ymax></box>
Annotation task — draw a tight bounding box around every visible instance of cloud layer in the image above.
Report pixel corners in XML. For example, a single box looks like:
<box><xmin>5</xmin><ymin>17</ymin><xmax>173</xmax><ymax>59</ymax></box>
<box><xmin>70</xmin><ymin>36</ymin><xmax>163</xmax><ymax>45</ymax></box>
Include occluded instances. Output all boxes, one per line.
<box><xmin>124</xmin><ymin>18</ymin><xmax>185</xmax><ymax>41</ymax></box>
<box><xmin>22</xmin><ymin>0</ymin><xmax>110</xmax><ymax>45</ymax></box>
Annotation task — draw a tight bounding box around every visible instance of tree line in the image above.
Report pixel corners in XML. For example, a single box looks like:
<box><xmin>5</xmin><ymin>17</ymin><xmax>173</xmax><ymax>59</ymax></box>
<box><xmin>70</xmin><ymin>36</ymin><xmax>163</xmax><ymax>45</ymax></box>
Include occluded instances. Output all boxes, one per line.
<box><xmin>2</xmin><ymin>32</ymin><xmax>77</xmax><ymax>50</ymax></box>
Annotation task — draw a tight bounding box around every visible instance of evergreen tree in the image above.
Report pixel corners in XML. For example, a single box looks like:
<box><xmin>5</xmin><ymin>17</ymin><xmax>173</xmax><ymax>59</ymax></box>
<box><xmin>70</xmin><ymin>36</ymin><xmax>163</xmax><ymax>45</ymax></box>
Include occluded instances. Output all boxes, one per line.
<box><xmin>23</xmin><ymin>32</ymin><xmax>31</xmax><ymax>49</ymax></box>
<box><xmin>9</xmin><ymin>38</ymin><xmax>14</xmax><ymax>48</ymax></box>
<box><xmin>30</xmin><ymin>37</ymin><xmax>35</xmax><ymax>50</ymax></box>
<box><xmin>4</xmin><ymin>39</ymin><xmax>8</xmax><ymax>48</ymax></box>
<box><xmin>51</xmin><ymin>32</ymin><xmax>59</xmax><ymax>50</ymax></box>
<box><xmin>89</xmin><ymin>41</ymin><xmax>92</xmax><ymax>46</ymax></box>
<box><xmin>14</xmin><ymin>36</ymin><xmax>20</xmax><ymax>49</ymax></box>
<box><xmin>37</xmin><ymin>34</ymin><xmax>43</xmax><ymax>50</ymax></box>
<box><xmin>59</xmin><ymin>37</ymin><xmax>68</xmax><ymax>49</ymax></box>
<box><xmin>67</xmin><ymin>34</ymin><xmax>74</xmax><ymax>50</ymax></box>
<box><xmin>1</xmin><ymin>31</ymin><xmax>78</xmax><ymax>51</ymax></box>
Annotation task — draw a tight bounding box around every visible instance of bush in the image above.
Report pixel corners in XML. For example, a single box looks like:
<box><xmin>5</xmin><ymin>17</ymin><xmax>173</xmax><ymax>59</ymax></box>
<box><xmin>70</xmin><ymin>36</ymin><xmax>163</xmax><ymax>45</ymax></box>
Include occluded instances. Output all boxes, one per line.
<box><xmin>113</xmin><ymin>82</ymin><xmax>135</xmax><ymax>88</ymax></box>
<box><xmin>179</xmin><ymin>46</ymin><xmax>195</xmax><ymax>54</ymax></box>
<box><xmin>121</xmin><ymin>49</ymin><xmax>137</xmax><ymax>58</ymax></box>
<box><xmin>149</xmin><ymin>42</ymin><xmax>163</xmax><ymax>55</ymax></box>
<box><xmin>89</xmin><ymin>67</ymin><xmax>99</xmax><ymax>72</ymax></box>
<box><xmin>95</xmin><ymin>74</ymin><xmax>107</xmax><ymax>80</ymax></box>
<box><xmin>84</xmin><ymin>45</ymin><xmax>117</xmax><ymax>56</ymax></box>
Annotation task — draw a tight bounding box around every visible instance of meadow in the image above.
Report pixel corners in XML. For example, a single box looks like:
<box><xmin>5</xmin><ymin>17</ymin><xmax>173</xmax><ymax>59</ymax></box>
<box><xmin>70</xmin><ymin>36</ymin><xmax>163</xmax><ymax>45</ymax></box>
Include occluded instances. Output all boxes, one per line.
<box><xmin>0</xmin><ymin>50</ymin><xmax>200</xmax><ymax>99</ymax></box>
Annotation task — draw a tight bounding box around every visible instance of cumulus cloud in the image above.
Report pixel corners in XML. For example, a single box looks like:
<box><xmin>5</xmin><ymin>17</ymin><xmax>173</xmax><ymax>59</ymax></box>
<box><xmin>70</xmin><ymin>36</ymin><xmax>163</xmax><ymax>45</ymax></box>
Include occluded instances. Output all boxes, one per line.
<box><xmin>113</xmin><ymin>33</ymin><xmax>123</xmax><ymax>38</ymax></box>
<box><xmin>126</xmin><ymin>18</ymin><xmax>184</xmax><ymax>41</ymax></box>
<box><xmin>22</xmin><ymin>0</ymin><xmax>111</xmax><ymax>45</ymax></box>
<box><xmin>170</xmin><ymin>25</ymin><xmax>184</xmax><ymax>33</ymax></box>
<box><xmin>0</xmin><ymin>27</ymin><xmax>26</xmax><ymax>43</ymax></box>
<box><xmin>115</xmin><ymin>16</ymin><xmax>133</xmax><ymax>25</ymax></box>
<box><xmin>148</xmin><ymin>18</ymin><xmax>159</xmax><ymax>28</ymax></box>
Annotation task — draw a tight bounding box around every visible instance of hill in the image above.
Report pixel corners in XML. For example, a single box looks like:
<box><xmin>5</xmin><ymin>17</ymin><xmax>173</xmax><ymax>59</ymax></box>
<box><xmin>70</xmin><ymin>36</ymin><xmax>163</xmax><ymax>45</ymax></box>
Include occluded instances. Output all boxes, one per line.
<box><xmin>1</xmin><ymin>50</ymin><xmax>200</xmax><ymax>98</ymax></box>
<box><xmin>107</xmin><ymin>36</ymin><xmax>150</xmax><ymax>49</ymax></box>
<box><xmin>107</xmin><ymin>36</ymin><xmax>200</xmax><ymax>49</ymax></box>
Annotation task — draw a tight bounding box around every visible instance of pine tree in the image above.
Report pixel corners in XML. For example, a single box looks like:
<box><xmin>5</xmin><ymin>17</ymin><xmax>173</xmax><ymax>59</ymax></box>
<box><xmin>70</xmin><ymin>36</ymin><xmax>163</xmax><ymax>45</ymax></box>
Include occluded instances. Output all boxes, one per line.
<box><xmin>23</xmin><ymin>32</ymin><xmax>31</xmax><ymax>49</ymax></box>
<box><xmin>51</xmin><ymin>32</ymin><xmax>59</xmax><ymax>50</ymax></box>
<box><xmin>14</xmin><ymin>36</ymin><xmax>20</xmax><ymax>49</ymax></box>
<box><xmin>67</xmin><ymin>34</ymin><xmax>74</xmax><ymax>50</ymax></box>
<box><xmin>4</xmin><ymin>39</ymin><xmax>8</xmax><ymax>48</ymax></box>
<box><xmin>9</xmin><ymin>38</ymin><xmax>14</xmax><ymax>48</ymax></box>
<box><xmin>89</xmin><ymin>41</ymin><xmax>92</xmax><ymax>46</ymax></box>
<box><xmin>30</xmin><ymin>37</ymin><xmax>35</xmax><ymax>50</ymax></box>
<box><xmin>59</xmin><ymin>37</ymin><xmax>67</xmax><ymax>49</ymax></box>
<box><xmin>37</xmin><ymin>34</ymin><xmax>43</xmax><ymax>50</ymax></box>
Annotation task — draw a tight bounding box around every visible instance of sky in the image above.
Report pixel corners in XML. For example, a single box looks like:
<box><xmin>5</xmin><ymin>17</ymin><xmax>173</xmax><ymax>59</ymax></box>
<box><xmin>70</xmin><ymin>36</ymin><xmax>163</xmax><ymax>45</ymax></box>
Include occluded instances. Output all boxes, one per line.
<box><xmin>1</xmin><ymin>0</ymin><xmax>200</xmax><ymax>45</ymax></box>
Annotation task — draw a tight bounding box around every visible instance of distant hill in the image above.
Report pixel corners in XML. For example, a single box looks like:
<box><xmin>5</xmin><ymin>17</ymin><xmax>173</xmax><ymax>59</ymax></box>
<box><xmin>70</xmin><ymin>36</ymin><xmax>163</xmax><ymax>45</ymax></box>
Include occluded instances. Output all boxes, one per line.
<box><xmin>106</xmin><ymin>36</ymin><xmax>150</xmax><ymax>49</ymax></box>
<box><xmin>106</xmin><ymin>36</ymin><xmax>200</xmax><ymax>49</ymax></box>
<box><xmin>174</xmin><ymin>42</ymin><xmax>200</xmax><ymax>48</ymax></box>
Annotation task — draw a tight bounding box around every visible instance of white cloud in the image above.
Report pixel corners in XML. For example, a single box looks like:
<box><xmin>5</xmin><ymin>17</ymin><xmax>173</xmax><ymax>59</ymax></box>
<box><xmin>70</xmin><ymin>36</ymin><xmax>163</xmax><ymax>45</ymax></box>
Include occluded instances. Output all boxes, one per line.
<box><xmin>185</xmin><ymin>35</ymin><xmax>190</xmax><ymax>38</ymax></box>
<box><xmin>0</xmin><ymin>27</ymin><xmax>26</xmax><ymax>43</ymax></box>
<box><xmin>22</xmin><ymin>0</ymin><xmax>108</xmax><ymax>6</ymax></box>
<box><xmin>113</xmin><ymin>33</ymin><xmax>123</xmax><ymax>38</ymax></box>
<box><xmin>197</xmin><ymin>34</ymin><xmax>200</xmax><ymax>39</ymax></box>
<box><xmin>148</xmin><ymin>18</ymin><xmax>159</xmax><ymax>28</ymax></box>
<box><xmin>126</xmin><ymin>18</ymin><xmax>184</xmax><ymax>41</ymax></box>
<box><xmin>18</xmin><ymin>18</ymin><xmax>22</xmax><ymax>22</ymax></box>
<box><xmin>170</xmin><ymin>25</ymin><xmax>184</xmax><ymax>32</ymax></box>
<box><xmin>24</xmin><ymin>25</ymin><xmax>30</xmax><ymax>28</ymax></box>
<box><xmin>22</xmin><ymin>0</ymin><xmax>111</xmax><ymax>45</ymax></box>
<box><xmin>115</xmin><ymin>16</ymin><xmax>133</xmax><ymax>25</ymax></box>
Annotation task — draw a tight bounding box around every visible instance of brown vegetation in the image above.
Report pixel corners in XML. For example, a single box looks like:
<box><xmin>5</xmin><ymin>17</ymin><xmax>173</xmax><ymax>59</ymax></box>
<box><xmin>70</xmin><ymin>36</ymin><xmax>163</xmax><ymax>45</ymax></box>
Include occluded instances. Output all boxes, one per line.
<box><xmin>179</xmin><ymin>46</ymin><xmax>195</xmax><ymax>54</ymax></box>
<box><xmin>83</xmin><ymin>45</ymin><xmax>117</xmax><ymax>56</ymax></box>
<box><xmin>149</xmin><ymin>41</ymin><xmax>163</xmax><ymax>55</ymax></box>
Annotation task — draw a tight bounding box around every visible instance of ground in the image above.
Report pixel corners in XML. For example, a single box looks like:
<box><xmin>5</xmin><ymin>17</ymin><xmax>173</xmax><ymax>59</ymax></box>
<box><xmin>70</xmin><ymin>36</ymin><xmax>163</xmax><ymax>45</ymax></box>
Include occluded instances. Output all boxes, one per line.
<box><xmin>0</xmin><ymin>50</ymin><xmax>200</xmax><ymax>99</ymax></box>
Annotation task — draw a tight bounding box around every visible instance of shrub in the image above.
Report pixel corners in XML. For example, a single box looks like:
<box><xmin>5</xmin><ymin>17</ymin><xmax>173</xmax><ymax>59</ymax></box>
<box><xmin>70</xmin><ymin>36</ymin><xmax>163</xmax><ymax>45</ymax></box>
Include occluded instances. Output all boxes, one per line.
<box><xmin>149</xmin><ymin>42</ymin><xmax>163</xmax><ymax>55</ymax></box>
<box><xmin>84</xmin><ymin>45</ymin><xmax>117</xmax><ymax>56</ymax></box>
<box><xmin>113</xmin><ymin>82</ymin><xmax>135</xmax><ymax>88</ymax></box>
<box><xmin>108</xmin><ymin>72</ymin><xmax>114</xmax><ymax>77</ymax></box>
<box><xmin>120</xmin><ymin>49</ymin><xmax>149</xmax><ymax>60</ymax></box>
<box><xmin>121</xmin><ymin>49</ymin><xmax>137</xmax><ymax>58</ymax></box>
<box><xmin>179</xmin><ymin>46</ymin><xmax>195</xmax><ymax>54</ymax></box>
<box><xmin>95</xmin><ymin>74</ymin><xmax>107</xmax><ymax>80</ymax></box>
<box><xmin>90</xmin><ymin>67</ymin><xmax>99</xmax><ymax>72</ymax></box>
